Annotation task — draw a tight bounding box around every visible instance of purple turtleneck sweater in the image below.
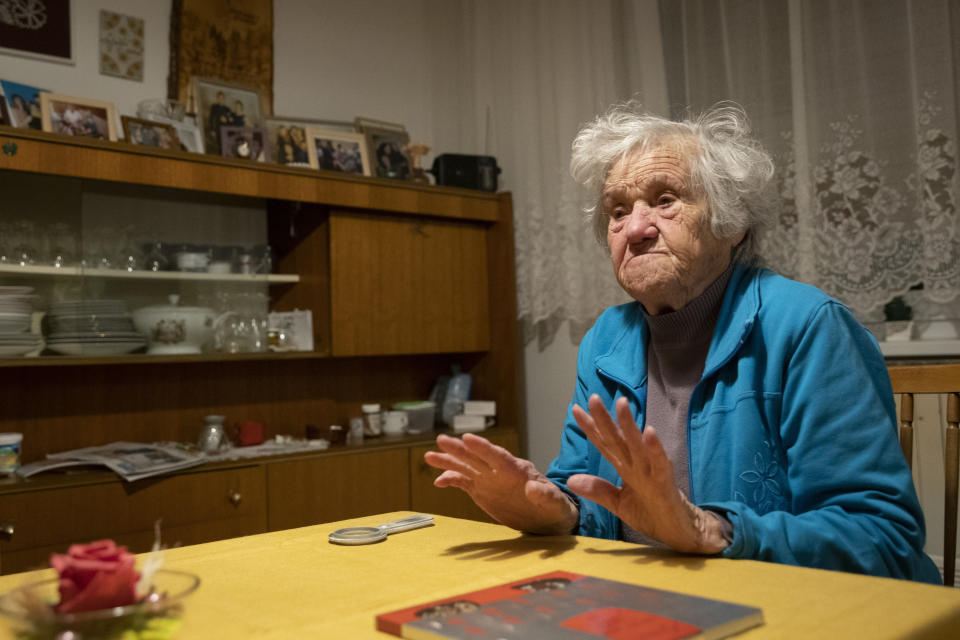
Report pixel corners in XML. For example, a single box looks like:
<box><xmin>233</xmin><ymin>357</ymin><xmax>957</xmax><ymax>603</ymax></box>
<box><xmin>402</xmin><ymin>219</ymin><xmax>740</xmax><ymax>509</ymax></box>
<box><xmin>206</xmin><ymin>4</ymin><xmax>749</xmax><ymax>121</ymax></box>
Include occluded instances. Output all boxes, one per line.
<box><xmin>621</xmin><ymin>264</ymin><xmax>734</xmax><ymax>546</ymax></box>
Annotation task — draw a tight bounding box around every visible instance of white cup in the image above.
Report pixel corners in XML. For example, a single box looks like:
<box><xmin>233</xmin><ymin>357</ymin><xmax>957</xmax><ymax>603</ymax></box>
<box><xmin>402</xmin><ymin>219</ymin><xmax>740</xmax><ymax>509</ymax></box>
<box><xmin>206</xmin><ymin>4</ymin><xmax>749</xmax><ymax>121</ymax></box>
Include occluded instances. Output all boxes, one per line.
<box><xmin>381</xmin><ymin>410</ymin><xmax>408</xmax><ymax>435</ymax></box>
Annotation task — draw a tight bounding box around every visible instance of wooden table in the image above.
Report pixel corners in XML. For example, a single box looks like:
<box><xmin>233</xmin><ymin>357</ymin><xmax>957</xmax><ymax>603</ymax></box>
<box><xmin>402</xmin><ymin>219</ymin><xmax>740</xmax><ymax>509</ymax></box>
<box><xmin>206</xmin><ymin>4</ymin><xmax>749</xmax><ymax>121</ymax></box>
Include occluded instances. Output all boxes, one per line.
<box><xmin>1</xmin><ymin>512</ymin><xmax>958</xmax><ymax>638</ymax></box>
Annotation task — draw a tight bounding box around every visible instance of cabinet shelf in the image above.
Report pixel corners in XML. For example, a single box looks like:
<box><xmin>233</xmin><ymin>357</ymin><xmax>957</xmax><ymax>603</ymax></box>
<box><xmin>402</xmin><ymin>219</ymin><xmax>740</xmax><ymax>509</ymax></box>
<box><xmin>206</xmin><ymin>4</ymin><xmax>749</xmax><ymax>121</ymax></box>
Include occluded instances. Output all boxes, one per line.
<box><xmin>0</xmin><ymin>263</ymin><xmax>299</xmax><ymax>284</ymax></box>
<box><xmin>0</xmin><ymin>349</ymin><xmax>326</xmax><ymax>368</ymax></box>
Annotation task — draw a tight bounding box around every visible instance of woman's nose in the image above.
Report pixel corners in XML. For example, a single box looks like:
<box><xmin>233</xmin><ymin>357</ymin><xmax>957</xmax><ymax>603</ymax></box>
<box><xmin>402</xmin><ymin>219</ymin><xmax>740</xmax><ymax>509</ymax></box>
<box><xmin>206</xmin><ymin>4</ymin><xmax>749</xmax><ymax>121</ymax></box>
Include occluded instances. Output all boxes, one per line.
<box><xmin>625</xmin><ymin>202</ymin><xmax>658</xmax><ymax>239</ymax></box>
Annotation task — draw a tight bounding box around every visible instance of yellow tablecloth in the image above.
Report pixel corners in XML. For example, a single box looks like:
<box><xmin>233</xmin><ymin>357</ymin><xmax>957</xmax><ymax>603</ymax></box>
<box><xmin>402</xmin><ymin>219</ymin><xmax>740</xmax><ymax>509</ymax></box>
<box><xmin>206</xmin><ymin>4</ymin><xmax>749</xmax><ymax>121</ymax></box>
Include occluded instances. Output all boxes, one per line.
<box><xmin>1</xmin><ymin>511</ymin><xmax>958</xmax><ymax>638</ymax></box>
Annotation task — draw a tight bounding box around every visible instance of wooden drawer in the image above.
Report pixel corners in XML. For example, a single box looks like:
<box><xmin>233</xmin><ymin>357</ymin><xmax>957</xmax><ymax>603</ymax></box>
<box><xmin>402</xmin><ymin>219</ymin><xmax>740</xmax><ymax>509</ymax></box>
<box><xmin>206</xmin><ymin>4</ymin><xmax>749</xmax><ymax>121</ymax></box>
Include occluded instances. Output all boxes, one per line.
<box><xmin>0</xmin><ymin>465</ymin><xmax>266</xmax><ymax>574</ymax></box>
<box><xmin>409</xmin><ymin>430</ymin><xmax>519</xmax><ymax>523</ymax></box>
<box><xmin>266</xmin><ymin>449</ymin><xmax>410</xmax><ymax>531</ymax></box>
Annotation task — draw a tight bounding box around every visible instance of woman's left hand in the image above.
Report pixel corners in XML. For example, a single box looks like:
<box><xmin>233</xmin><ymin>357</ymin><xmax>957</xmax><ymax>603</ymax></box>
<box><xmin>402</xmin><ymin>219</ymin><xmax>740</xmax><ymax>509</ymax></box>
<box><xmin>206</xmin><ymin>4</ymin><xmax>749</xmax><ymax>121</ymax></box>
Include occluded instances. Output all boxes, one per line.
<box><xmin>568</xmin><ymin>394</ymin><xmax>730</xmax><ymax>554</ymax></box>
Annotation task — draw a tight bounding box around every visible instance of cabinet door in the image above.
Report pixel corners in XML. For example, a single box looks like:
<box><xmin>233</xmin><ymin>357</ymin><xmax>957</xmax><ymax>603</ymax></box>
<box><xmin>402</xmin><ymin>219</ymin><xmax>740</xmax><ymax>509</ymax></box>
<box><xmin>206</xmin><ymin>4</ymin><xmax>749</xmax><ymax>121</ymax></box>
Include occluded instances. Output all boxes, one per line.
<box><xmin>328</xmin><ymin>212</ymin><xmax>490</xmax><ymax>355</ymax></box>
<box><xmin>409</xmin><ymin>430</ymin><xmax>519</xmax><ymax>523</ymax></box>
<box><xmin>0</xmin><ymin>466</ymin><xmax>266</xmax><ymax>575</ymax></box>
<box><xmin>266</xmin><ymin>449</ymin><xmax>410</xmax><ymax>531</ymax></box>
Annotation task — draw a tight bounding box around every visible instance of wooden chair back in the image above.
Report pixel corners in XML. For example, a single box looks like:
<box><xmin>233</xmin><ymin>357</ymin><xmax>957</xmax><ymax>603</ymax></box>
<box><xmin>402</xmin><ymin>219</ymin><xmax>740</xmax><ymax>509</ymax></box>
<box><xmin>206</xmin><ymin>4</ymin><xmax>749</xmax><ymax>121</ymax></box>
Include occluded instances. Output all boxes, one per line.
<box><xmin>888</xmin><ymin>363</ymin><xmax>960</xmax><ymax>587</ymax></box>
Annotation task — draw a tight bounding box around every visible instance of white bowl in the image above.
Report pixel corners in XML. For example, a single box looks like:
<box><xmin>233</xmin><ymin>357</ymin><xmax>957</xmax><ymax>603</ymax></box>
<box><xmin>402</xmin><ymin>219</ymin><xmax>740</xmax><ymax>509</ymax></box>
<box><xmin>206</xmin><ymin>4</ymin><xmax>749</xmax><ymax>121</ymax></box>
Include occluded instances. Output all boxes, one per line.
<box><xmin>132</xmin><ymin>296</ymin><xmax>227</xmax><ymax>355</ymax></box>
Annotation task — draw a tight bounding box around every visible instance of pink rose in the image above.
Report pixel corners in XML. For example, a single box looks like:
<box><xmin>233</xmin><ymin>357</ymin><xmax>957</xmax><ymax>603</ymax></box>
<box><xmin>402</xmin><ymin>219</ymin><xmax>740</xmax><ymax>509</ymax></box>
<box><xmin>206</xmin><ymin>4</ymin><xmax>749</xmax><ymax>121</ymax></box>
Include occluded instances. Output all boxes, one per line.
<box><xmin>49</xmin><ymin>539</ymin><xmax>141</xmax><ymax>613</ymax></box>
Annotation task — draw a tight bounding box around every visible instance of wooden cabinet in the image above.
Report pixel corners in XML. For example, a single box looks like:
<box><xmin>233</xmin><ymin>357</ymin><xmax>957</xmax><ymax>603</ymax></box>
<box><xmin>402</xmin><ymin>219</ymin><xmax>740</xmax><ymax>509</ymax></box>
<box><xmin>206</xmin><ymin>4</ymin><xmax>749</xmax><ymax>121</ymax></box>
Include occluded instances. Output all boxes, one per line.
<box><xmin>409</xmin><ymin>431</ymin><xmax>519</xmax><ymax>523</ymax></box>
<box><xmin>329</xmin><ymin>211</ymin><xmax>490</xmax><ymax>355</ymax></box>
<box><xmin>0</xmin><ymin>127</ymin><xmax>525</xmax><ymax>573</ymax></box>
<box><xmin>266</xmin><ymin>448</ymin><xmax>410</xmax><ymax>530</ymax></box>
<box><xmin>0</xmin><ymin>465</ymin><xmax>266</xmax><ymax>574</ymax></box>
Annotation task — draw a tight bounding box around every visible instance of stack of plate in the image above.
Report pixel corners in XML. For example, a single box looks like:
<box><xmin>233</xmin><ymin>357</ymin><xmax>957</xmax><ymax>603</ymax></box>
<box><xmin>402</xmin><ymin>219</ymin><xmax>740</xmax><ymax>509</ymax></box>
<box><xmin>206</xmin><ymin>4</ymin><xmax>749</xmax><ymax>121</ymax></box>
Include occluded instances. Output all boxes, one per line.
<box><xmin>46</xmin><ymin>299</ymin><xmax>146</xmax><ymax>356</ymax></box>
<box><xmin>0</xmin><ymin>286</ymin><xmax>42</xmax><ymax>357</ymax></box>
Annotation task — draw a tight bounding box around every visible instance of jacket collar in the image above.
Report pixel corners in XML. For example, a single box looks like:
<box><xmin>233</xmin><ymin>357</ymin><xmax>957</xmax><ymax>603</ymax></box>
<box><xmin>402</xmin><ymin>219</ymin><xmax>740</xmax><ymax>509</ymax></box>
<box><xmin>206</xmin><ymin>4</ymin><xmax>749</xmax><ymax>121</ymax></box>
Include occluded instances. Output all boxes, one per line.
<box><xmin>594</xmin><ymin>262</ymin><xmax>760</xmax><ymax>389</ymax></box>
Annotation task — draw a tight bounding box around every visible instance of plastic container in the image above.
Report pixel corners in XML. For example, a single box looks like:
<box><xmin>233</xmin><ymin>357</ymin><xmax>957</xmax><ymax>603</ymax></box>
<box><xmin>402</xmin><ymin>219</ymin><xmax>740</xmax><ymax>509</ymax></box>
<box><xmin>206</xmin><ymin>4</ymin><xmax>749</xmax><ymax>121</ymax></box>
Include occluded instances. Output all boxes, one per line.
<box><xmin>362</xmin><ymin>403</ymin><xmax>382</xmax><ymax>437</ymax></box>
<box><xmin>442</xmin><ymin>368</ymin><xmax>472</xmax><ymax>426</ymax></box>
<box><xmin>0</xmin><ymin>433</ymin><xmax>23</xmax><ymax>475</ymax></box>
<box><xmin>394</xmin><ymin>401</ymin><xmax>436</xmax><ymax>434</ymax></box>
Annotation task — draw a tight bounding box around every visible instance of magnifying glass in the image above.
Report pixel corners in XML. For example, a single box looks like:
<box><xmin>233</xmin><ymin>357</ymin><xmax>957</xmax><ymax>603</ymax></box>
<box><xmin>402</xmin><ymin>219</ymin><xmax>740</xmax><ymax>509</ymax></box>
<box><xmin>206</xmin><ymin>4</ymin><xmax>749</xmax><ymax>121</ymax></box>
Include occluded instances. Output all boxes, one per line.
<box><xmin>328</xmin><ymin>514</ymin><xmax>435</xmax><ymax>545</ymax></box>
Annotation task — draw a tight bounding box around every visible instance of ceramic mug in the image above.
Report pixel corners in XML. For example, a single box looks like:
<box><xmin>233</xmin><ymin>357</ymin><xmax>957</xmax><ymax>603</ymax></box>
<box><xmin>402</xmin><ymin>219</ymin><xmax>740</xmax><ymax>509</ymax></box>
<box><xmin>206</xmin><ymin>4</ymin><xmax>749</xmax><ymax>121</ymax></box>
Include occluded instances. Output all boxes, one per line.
<box><xmin>381</xmin><ymin>410</ymin><xmax>409</xmax><ymax>435</ymax></box>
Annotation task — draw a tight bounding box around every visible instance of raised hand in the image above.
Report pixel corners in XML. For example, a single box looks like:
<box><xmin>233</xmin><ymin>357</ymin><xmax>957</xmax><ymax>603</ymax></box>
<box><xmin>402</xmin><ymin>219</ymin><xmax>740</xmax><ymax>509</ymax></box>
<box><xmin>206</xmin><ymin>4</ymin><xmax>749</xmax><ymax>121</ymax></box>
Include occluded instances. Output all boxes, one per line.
<box><xmin>567</xmin><ymin>394</ymin><xmax>729</xmax><ymax>554</ymax></box>
<box><xmin>424</xmin><ymin>433</ymin><xmax>579</xmax><ymax>535</ymax></box>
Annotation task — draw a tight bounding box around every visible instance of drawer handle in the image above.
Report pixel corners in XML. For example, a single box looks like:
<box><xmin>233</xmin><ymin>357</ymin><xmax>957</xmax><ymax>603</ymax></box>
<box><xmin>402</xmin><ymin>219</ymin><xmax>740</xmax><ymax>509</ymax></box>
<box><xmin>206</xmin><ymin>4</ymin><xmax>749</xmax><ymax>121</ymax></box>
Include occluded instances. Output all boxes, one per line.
<box><xmin>228</xmin><ymin>491</ymin><xmax>243</xmax><ymax>507</ymax></box>
<box><xmin>2</xmin><ymin>142</ymin><xmax>16</xmax><ymax>156</ymax></box>
<box><xmin>0</xmin><ymin>522</ymin><xmax>13</xmax><ymax>538</ymax></box>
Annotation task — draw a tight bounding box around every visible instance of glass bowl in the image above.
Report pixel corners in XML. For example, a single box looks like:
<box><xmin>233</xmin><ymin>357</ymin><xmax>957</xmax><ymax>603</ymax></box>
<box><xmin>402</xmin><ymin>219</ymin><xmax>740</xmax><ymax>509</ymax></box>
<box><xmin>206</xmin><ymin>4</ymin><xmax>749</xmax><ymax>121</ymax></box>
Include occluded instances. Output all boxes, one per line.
<box><xmin>0</xmin><ymin>569</ymin><xmax>199</xmax><ymax>639</ymax></box>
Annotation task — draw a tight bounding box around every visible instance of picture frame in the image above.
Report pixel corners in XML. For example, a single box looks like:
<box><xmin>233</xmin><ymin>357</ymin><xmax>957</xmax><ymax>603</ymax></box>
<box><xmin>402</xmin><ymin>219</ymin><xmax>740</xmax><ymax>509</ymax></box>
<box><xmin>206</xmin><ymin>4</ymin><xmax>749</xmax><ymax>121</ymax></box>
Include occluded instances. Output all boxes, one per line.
<box><xmin>220</xmin><ymin>125</ymin><xmax>270</xmax><ymax>162</ymax></box>
<box><xmin>0</xmin><ymin>0</ymin><xmax>74</xmax><ymax>65</ymax></box>
<box><xmin>0</xmin><ymin>80</ymin><xmax>49</xmax><ymax>130</ymax></box>
<box><xmin>264</xmin><ymin>116</ymin><xmax>353</xmax><ymax>166</ymax></box>
<box><xmin>354</xmin><ymin>117</ymin><xmax>411</xmax><ymax>180</ymax></box>
<box><xmin>306</xmin><ymin>127</ymin><xmax>370</xmax><ymax>176</ymax></box>
<box><xmin>192</xmin><ymin>77</ymin><xmax>270</xmax><ymax>154</ymax></box>
<box><xmin>40</xmin><ymin>92</ymin><xmax>117</xmax><ymax>141</ymax></box>
<box><xmin>121</xmin><ymin>116</ymin><xmax>179</xmax><ymax>151</ymax></box>
<box><xmin>0</xmin><ymin>96</ymin><xmax>9</xmax><ymax>126</ymax></box>
<box><xmin>140</xmin><ymin>114</ymin><xmax>204</xmax><ymax>153</ymax></box>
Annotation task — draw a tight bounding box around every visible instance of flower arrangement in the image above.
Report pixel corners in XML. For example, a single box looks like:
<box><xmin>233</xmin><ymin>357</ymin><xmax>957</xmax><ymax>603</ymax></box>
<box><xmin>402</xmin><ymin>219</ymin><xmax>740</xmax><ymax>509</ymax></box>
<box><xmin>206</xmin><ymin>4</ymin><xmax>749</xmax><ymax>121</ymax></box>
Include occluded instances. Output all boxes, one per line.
<box><xmin>0</xmin><ymin>538</ymin><xmax>198</xmax><ymax>640</ymax></box>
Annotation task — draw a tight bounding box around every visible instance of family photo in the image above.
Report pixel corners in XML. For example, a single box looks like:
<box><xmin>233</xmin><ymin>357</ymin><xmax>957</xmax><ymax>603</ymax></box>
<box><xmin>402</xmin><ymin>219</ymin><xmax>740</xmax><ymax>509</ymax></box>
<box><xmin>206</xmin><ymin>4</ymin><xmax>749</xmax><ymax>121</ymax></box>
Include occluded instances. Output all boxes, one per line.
<box><xmin>41</xmin><ymin>94</ymin><xmax>116</xmax><ymax>141</ymax></box>
<box><xmin>0</xmin><ymin>79</ymin><xmax>47</xmax><ymax>129</ymax></box>
<box><xmin>192</xmin><ymin>78</ymin><xmax>267</xmax><ymax>154</ymax></box>
<box><xmin>307</xmin><ymin>128</ymin><xmax>369</xmax><ymax>175</ymax></box>
<box><xmin>220</xmin><ymin>125</ymin><xmax>268</xmax><ymax>162</ymax></box>
<box><xmin>121</xmin><ymin>117</ymin><xmax>178</xmax><ymax>150</ymax></box>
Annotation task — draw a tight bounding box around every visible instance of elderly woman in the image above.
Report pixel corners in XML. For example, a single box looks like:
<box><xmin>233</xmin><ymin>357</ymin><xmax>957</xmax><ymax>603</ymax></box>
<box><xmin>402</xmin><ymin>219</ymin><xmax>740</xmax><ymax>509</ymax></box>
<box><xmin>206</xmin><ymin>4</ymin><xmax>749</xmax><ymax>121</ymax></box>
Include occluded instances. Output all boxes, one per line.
<box><xmin>425</xmin><ymin>103</ymin><xmax>941</xmax><ymax>584</ymax></box>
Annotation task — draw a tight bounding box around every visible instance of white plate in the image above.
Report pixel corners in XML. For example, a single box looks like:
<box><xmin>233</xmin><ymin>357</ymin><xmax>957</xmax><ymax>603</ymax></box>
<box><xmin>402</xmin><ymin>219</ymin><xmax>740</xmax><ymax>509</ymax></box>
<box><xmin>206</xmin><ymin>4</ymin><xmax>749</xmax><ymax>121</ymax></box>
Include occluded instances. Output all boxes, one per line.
<box><xmin>0</xmin><ymin>342</ymin><xmax>40</xmax><ymax>357</ymax></box>
<box><xmin>0</xmin><ymin>286</ymin><xmax>33</xmax><ymax>295</ymax></box>
<box><xmin>47</xmin><ymin>341</ymin><xmax>145</xmax><ymax>356</ymax></box>
<box><xmin>47</xmin><ymin>331</ymin><xmax>144</xmax><ymax>340</ymax></box>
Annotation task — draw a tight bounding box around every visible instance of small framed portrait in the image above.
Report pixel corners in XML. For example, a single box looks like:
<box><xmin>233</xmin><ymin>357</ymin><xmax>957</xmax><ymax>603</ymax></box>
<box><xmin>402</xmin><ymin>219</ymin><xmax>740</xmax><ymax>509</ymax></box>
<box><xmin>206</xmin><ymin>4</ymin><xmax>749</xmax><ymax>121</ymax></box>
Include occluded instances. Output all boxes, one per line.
<box><xmin>121</xmin><ymin>116</ymin><xmax>179</xmax><ymax>150</ymax></box>
<box><xmin>354</xmin><ymin>116</ymin><xmax>411</xmax><ymax>180</ymax></box>
<box><xmin>264</xmin><ymin>117</ymin><xmax>352</xmax><ymax>166</ymax></box>
<box><xmin>220</xmin><ymin>125</ymin><xmax>269</xmax><ymax>162</ymax></box>
<box><xmin>0</xmin><ymin>80</ymin><xmax>49</xmax><ymax>130</ymax></box>
<box><xmin>192</xmin><ymin>77</ymin><xmax>270</xmax><ymax>154</ymax></box>
<box><xmin>40</xmin><ymin>93</ymin><xmax>118</xmax><ymax>141</ymax></box>
<box><xmin>141</xmin><ymin>114</ymin><xmax>203</xmax><ymax>153</ymax></box>
<box><xmin>307</xmin><ymin>127</ymin><xmax>370</xmax><ymax>176</ymax></box>
<box><xmin>0</xmin><ymin>97</ymin><xmax>8</xmax><ymax>126</ymax></box>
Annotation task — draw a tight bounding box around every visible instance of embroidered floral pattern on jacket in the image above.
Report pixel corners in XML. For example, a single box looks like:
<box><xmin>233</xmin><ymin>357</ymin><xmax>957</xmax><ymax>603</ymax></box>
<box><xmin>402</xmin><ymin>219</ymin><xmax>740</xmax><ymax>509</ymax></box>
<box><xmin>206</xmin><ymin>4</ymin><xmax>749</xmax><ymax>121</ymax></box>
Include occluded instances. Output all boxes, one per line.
<box><xmin>735</xmin><ymin>441</ymin><xmax>787</xmax><ymax>514</ymax></box>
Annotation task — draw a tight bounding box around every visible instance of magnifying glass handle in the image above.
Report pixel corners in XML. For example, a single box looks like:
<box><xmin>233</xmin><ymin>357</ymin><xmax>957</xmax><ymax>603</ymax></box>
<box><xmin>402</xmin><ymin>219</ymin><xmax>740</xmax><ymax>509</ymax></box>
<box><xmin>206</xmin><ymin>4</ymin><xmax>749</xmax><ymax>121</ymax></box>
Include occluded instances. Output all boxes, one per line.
<box><xmin>380</xmin><ymin>514</ymin><xmax>434</xmax><ymax>535</ymax></box>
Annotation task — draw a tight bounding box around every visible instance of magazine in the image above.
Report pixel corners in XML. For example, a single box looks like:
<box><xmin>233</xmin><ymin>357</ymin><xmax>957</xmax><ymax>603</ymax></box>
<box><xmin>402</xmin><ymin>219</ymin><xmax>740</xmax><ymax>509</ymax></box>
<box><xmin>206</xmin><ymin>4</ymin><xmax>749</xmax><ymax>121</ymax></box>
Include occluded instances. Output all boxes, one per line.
<box><xmin>376</xmin><ymin>570</ymin><xmax>763</xmax><ymax>640</ymax></box>
<box><xmin>17</xmin><ymin>442</ymin><xmax>204</xmax><ymax>482</ymax></box>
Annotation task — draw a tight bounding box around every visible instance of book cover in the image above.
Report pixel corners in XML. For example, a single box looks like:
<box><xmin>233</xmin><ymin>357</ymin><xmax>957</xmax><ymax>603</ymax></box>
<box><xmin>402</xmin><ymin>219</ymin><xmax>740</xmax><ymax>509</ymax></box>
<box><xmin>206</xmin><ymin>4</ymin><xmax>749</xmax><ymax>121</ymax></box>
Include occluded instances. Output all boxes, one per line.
<box><xmin>376</xmin><ymin>570</ymin><xmax>763</xmax><ymax>640</ymax></box>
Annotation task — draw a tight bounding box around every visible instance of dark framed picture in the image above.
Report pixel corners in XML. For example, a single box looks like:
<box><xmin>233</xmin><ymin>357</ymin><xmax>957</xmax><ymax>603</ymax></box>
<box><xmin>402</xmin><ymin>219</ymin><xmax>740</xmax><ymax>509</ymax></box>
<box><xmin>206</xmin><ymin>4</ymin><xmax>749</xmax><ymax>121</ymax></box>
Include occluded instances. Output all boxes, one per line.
<box><xmin>40</xmin><ymin>92</ymin><xmax>117</xmax><ymax>141</ymax></box>
<box><xmin>192</xmin><ymin>77</ymin><xmax>269</xmax><ymax>154</ymax></box>
<box><xmin>220</xmin><ymin>125</ymin><xmax>269</xmax><ymax>162</ymax></box>
<box><xmin>0</xmin><ymin>0</ymin><xmax>74</xmax><ymax>65</ymax></box>
<box><xmin>354</xmin><ymin>116</ymin><xmax>411</xmax><ymax>180</ymax></box>
<box><xmin>0</xmin><ymin>97</ymin><xmax>9</xmax><ymax>126</ymax></box>
<box><xmin>121</xmin><ymin>116</ymin><xmax>179</xmax><ymax>150</ymax></box>
<box><xmin>307</xmin><ymin>127</ymin><xmax>370</xmax><ymax>176</ymax></box>
<box><xmin>141</xmin><ymin>113</ymin><xmax>203</xmax><ymax>153</ymax></box>
<box><xmin>0</xmin><ymin>79</ymin><xmax>48</xmax><ymax>129</ymax></box>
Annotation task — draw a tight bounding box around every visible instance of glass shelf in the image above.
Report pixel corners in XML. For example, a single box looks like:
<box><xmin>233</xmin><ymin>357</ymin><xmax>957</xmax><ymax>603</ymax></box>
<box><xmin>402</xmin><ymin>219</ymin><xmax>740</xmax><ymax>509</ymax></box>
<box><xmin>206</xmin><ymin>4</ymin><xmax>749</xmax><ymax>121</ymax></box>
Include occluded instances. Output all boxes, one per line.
<box><xmin>0</xmin><ymin>263</ymin><xmax>299</xmax><ymax>283</ymax></box>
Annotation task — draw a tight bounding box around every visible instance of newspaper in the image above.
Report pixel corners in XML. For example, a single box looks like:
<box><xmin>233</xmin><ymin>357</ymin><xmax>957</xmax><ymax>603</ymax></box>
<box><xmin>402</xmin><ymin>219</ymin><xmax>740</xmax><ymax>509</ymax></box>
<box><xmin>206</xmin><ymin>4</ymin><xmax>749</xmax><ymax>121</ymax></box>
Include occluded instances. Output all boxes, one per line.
<box><xmin>18</xmin><ymin>442</ymin><xmax>204</xmax><ymax>482</ymax></box>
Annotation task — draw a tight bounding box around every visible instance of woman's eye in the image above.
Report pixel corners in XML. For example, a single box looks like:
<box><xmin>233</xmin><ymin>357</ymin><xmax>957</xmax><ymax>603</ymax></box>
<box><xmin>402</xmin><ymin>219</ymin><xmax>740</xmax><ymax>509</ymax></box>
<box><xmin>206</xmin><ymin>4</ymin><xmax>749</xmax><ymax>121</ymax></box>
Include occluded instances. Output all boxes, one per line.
<box><xmin>657</xmin><ymin>195</ymin><xmax>675</xmax><ymax>207</ymax></box>
<box><xmin>609</xmin><ymin>209</ymin><xmax>627</xmax><ymax>221</ymax></box>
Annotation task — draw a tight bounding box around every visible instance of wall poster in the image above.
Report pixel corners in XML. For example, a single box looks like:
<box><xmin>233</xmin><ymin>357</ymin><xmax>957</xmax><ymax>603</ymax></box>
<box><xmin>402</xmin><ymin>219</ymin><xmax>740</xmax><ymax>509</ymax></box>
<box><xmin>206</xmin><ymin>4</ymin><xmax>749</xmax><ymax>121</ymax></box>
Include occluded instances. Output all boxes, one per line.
<box><xmin>168</xmin><ymin>0</ymin><xmax>273</xmax><ymax>116</ymax></box>
<box><xmin>0</xmin><ymin>0</ymin><xmax>74</xmax><ymax>64</ymax></box>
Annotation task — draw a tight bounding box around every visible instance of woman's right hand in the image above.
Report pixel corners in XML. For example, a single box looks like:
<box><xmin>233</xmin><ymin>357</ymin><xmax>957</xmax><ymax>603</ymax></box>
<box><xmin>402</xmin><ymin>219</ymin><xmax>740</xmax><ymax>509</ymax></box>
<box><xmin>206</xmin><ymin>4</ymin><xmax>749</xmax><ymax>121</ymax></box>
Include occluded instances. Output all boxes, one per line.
<box><xmin>424</xmin><ymin>433</ymin><xmax>579</xmax><ymax>535</ymax></box>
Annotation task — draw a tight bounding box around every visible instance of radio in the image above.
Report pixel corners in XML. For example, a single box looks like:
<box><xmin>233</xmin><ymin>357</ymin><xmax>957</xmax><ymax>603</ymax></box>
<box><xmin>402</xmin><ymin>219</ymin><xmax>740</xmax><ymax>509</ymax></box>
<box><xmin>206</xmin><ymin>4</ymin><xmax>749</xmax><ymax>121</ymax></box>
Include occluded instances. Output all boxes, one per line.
<box><xmin>430</xmin><ymin>154</ymin><xmax>501</xmax><ymax>192</ymax></box>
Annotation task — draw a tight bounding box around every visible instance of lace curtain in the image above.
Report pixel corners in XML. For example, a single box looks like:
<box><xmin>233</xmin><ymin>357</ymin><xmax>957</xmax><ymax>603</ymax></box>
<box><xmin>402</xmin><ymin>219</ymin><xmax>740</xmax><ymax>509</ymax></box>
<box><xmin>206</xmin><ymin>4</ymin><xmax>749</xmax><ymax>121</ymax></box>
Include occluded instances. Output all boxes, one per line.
<box><xmin>422</xmin><ymin>0</ymin><xmax>669</xmax><ymax>347</ymax></box>
<box><xmin>659</xmin><ymin>0</ymin><xmax>960</xmax><ymax>335</ymax></box>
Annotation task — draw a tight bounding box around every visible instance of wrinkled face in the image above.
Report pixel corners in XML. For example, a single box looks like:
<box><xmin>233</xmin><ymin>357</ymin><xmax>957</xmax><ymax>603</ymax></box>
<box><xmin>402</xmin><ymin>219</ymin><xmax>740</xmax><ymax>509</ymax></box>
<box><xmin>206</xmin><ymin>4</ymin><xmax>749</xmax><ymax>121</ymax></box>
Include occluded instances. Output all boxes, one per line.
<box><xmin>603</xmin><ymin>141</ymin><xmax>741</xmax><ymax>314</ymax></box>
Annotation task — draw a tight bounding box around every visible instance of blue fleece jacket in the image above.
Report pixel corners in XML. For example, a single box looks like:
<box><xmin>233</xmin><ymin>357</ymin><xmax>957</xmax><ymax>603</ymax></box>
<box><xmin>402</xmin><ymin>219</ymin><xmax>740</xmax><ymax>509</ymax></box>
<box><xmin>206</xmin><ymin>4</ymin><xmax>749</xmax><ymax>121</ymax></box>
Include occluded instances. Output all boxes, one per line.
<box><xmin>546</xmin><ymin>263</ymin><xmax>941</xmax><ymax>583</ymax></box>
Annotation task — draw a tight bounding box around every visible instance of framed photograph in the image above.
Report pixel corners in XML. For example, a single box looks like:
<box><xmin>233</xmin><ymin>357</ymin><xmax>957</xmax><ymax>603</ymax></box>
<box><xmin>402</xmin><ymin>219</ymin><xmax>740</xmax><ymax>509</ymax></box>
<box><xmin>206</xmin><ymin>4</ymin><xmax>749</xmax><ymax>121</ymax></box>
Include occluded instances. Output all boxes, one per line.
<box><xmin>40</xmin><ymin>92</ymin><xmax>117</xmax><ymax>141</ymax></box>
<box><xmin>307</xmin><ymin>127</ymin><xmax>370</xmax><ymax>176</ymax></box>
<box><xmin>264</xmin><ymin>116</ymin><xmax>352</xmax><ymax>166</ymax></box>
<box><xmin>192</xmin><ymin>77</ymin><xmax>270</xmax><ymax>155</ymax></box>
<box><xmin>0</xmin><ymin>96</ymin><xmax>9</xmax><ymax>126</ymax></box>
<box><xmin>0</xmin><ymin>0</ymin><xmax>74</xmax><ymax>65</ymax></box>
<box><xmin>141</xmin><ymin>114</ymin><xmax>203</xmax><ymax>153</ymax></box>
<box><xmin>0</xmin><ymin>80</ymin><xmax>48</xmax><ymax>129</ymax></box>
<box><xmin>121</xmin><ymin>116</ymin><xmax>179</xmax><ymax>150</ymax></box>
<box><xmin>220</xmin><ymin>125</ymin><xmax>269</xmax><ymax>162</ymax></box>
<box><xmin>354</xmin><ymin>117</ymin><xmax>411</xmax><ymax>180</ymax></box>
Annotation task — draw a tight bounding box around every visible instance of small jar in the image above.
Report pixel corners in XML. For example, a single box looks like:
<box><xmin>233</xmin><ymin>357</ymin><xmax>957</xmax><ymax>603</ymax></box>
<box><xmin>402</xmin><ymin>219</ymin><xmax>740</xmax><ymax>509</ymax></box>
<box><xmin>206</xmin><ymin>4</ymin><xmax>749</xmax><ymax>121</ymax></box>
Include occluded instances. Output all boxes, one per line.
<box><xmin>361</xmin><ymin>403</ymin><xmax>382</xmax><ymax>437</ymax></box>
